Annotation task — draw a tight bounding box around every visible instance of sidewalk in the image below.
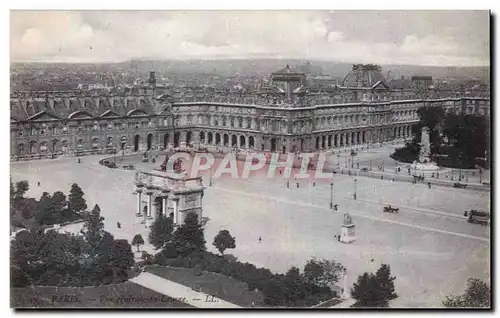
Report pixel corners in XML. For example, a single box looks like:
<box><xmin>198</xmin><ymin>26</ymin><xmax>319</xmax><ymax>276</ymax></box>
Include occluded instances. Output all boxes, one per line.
<box><xmin>129</xmin><ymin>272</ymin><xmax>242</xmax><ymax>308</ymax></box>
<box><xmin>331</xmin><ymin>298</ymin><xmax>356</xmax><ymax>308</ymax></box>
<box><xmin>332</xmin><ymin>167</ymin><xmax>490</xmax><ymax>192</ymax></box>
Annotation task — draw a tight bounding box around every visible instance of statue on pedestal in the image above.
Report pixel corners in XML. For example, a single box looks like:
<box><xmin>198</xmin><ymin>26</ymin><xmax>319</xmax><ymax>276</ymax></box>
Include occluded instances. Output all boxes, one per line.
<box><xmin>343</xmin><ymin>212</ymin><xmax>353</xmax><ymax>226</ymax></box>
<box><xmin>410</xmin><ymin>126</ymin><xmax>439</xmax><ymax>171</ymax></box>
<box><xmin>418</xmin><ymin>127</ymin><xmax>432</xmax><ymax>163</ymax></box>
<box><xmin>340</xmin><ymin>212</ymin><xmax>356</xmax><ymax>243</ymax></box>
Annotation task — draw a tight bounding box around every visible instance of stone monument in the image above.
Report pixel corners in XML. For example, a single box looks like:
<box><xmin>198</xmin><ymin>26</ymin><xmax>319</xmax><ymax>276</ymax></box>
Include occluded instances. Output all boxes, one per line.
<box><xmin>134</xmin><ymin>170</ymin><xmax>204</xmax><ymax>227</ymax></box>
<box><xmin>411</xmin><ymin>126</ymin><xmax>439</xmax><ymax>171</ymax></box>
<box><xmin>340</xmin><ymin>212</ymin><xmax>356</xmax><ymax>243</ymax></box>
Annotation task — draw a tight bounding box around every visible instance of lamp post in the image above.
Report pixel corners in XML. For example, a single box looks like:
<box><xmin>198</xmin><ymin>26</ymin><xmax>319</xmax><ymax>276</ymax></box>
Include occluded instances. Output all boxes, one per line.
<box><xmin>330</xmin><ymin>182</ymin><xmax>334</xmax><ymax>209</ymax></box>
<box><xmin>209</xmin><ymin>166</ymin><xmax>213</xmax><ymax>187</ymax></box>
<box><xmin>353</xmin><ymin>174</ymin><xmax>358</xmax><ymax>200</ymax></box>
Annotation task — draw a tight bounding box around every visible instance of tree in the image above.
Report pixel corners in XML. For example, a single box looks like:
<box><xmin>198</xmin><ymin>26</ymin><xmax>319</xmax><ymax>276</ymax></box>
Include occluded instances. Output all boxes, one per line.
<box><xmin>303</xmin><ymin>258</ymin><xmax>344</xmax><ymax>289</ymax></box>
<box><xmin>109</xmin><ymin>239</ymin><xmax>135</xmax><ymax>280</ymax></box>
<box><xmin>443</xmin><ymin>278</ymin><xmax>490</xmax><ymax>308</ymax></box>
<box><xmin>212</xmin><ymin>230</ymin><xmax>236</xmax><ymax>255</ymax></box>
<box><xmin>35</xmin><ymin>192</ymin><xmax>55</xmax><ymax>225</ymax></box>
<box><xmin>351</xmin><ymin>273</ymin><xmax>383</xmax><ymax>307</ymax></box>
<box><xmin>81</xmin><ymin>204</ymin><xmax>105</xmax><ymax>251</ymax></box>
<box><xmin>14</xmin><ymin>181</ymin><xmax>29</xmax><ymax>200</ymax></box>
<box><xmin>131</xmin><ymin>234</ymin><xmax>145</xmax><ymax>252</ymax></box>
<box><xmin>263</xmin><ymin>277</ymin><xmax>287</xmax><ymax>306</ymax></box>
<box><xmin>17</xmin><ymin>198</ymin><xmax>38</xmax><ymax>220</ymax></box>
<box><xmin>375</xmin><ymin>264</ymin><xmax>398</xmax><ymax>303</ymax></box>
<box><xmin>51</xmin><ymin>191</ymin><xmax>67</xmax><ymax>214</ymax></box>
<box><xmin>68</xmin><ymin>183</ymin><xmax>87</xmax><ymax>213</ymax></box>
<box><xmin>351</xmin><ymin>264</ymin><xmax>398</xmax><ymax>307</ymax></box>
<box><xmin>172</xmin><ymin>212</ymin><xmax>206</xmax><ymax>257</ymax></box>
<box><xmin>283</xmin><ymin>266</ymin><xmax>306</xmax><ymax>305</ymax></box>
<box><xmin>441</xmin><ymin>114</ymin><xmax>488</xmax><ymax>167</ymax></box>
<box><xmin>10</xmin><ymin>178</ymin><xmax>15</xmax><ymax>201</ymax></box>
<box><xmin>148</xmin><ymin>214</ymin><xmax>174</xmax><ymax>249</ymax></box>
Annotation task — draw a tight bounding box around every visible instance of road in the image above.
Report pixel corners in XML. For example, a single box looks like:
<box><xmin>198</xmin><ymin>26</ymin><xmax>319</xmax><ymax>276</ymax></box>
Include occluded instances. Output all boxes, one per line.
<box><xmin>10</xmin><ymin>151</ymin><xmax>491</xmax><ymax>308</ymax></box>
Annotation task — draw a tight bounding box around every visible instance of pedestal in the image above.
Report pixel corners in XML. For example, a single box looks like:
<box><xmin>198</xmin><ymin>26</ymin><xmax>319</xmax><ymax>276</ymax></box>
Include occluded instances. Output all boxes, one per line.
<box><xmin>340</xmin><ymin>224</ymin><xmax>356</xmax><ymax>243</ymax></box>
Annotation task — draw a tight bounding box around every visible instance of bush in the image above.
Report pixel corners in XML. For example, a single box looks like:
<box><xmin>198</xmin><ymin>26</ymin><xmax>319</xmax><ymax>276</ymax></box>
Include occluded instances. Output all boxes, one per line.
<box><xmin>163</xmin><ymin>242</ymin><xmax>178</xmax><ymax>259</ymax></box>
<box><xmin>390</xmin><ymin>142</ymin><xmax>420</xmax><ymax>164</ymax></box>
<box><xmin>141</xmin><ymin>251</ymin><xmax>154</xmax><ymax>265</ymax></box>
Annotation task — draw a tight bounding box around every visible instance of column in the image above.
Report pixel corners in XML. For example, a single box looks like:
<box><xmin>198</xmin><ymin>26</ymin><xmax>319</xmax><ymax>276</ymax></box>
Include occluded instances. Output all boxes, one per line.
<box><xmin>198</xmin><ymin>194</ymin><xmax>203</xmax><ymax>224</ymax></box>
<box><xmin>173</xmin><ymin>199</ymin><xmax>178</xmax><ymax>225</ymax></box>
<box><xmin>162</xmin><ymin>191</ymin><xmax>168</xmax><ymax>216</ymax></box>
<box><xmin>136</xmin><ymin>189</ymin><xmax>142</xmax><ymax>216</ymax></box>
<box><xmin>147</xmin><ymin>191</ymin><xmax>153</xmax><ymax>218</ymax></box>
<box><xmin>161</xmin><ymin>196</ymin><xmax>167</xmax><ymax>216</ymax></box>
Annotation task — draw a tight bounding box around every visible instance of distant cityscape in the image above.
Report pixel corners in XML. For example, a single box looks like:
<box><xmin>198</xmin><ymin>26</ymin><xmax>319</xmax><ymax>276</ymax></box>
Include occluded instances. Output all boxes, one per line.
<box><xmin>11</xmin><ymin>60</ymin><xmax>490</xmax><ymax>99</ymax></box>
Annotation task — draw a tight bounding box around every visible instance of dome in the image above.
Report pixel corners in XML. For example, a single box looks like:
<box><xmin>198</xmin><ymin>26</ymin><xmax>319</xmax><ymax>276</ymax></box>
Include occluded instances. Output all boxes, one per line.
<box><xmin>342</xmin><ymin>66</ymin><xmax>386</xmax><ymax>88</ymax></box>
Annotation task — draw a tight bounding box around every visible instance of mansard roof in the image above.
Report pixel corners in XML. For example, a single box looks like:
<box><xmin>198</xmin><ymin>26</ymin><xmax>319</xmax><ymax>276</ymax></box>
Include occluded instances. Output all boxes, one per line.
<box><xmin>10</xmin><ymin>95</ymin><xmax>157</xmax><ymax>121</ymax></box>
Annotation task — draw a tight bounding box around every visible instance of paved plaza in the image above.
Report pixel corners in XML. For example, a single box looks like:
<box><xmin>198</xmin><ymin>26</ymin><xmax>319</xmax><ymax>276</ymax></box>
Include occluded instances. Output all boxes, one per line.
<box><xmin>10</xmin><ymin>145</ymin><xmax>490</xmax><ymax>307</ymax></box>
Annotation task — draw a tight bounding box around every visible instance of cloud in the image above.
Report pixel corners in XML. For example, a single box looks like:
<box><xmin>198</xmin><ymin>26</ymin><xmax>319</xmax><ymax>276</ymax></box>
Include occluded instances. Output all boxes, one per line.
<box><xmin>10</xmin><ymin>10</ymin><xmax>489</xmax><ymax>66</ymax></box>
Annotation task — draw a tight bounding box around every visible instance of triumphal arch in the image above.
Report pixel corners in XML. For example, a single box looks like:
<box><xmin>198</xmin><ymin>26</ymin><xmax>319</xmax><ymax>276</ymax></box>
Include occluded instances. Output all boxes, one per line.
<box><xmin>134</xmin><ymin>169</ymin><xmax>205</xmax><ymax>226</ymax></box>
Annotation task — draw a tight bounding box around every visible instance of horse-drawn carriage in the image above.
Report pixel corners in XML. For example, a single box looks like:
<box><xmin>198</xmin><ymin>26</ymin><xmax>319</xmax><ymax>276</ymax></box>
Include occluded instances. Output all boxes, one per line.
<box><xmin>465</xmin><ymin>210</ymin><xmax>490</xmax><ymax>225</ymax></box>
<box><xmin>383</xmin><ymin>205</ymin><xmax>399</xmax><ymax>213</ymax></box>
<box><xmin>453</xmin><ymin>182</ymin><xmax>467</xmax><ymax>189</ymax></box>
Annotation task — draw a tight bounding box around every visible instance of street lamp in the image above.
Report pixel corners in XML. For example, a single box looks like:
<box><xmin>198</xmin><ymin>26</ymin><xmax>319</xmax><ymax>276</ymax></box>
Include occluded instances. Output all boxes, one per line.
<box><xmin>330</xmin><ymin>182</ymin><xmax>334</xmax><ymax>209</ymax></box>
<box><xmin>209</xmin><ymin>166</ymin><xmax>213</xmax><ymax>187</ymax></box>
<box><xmin>353</xmin><ymin>175</ymin><xmax>358</xmax><ymax>200</ymax></box>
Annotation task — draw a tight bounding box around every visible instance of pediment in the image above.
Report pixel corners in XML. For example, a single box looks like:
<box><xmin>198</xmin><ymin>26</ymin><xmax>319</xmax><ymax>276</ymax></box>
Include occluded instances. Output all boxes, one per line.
<box><xmin>27</xmin><ymin>111</ymin><xmax>60</xmax><ymax>121</ymax></box>
<box><xmin>127</xmin><ymin>109</ymin><xmax>149</xmax><ymax>117</ymax></box>
<box><xmin>99</xmin><ymin>110</ymin><xmax>120</xmax><ymax>118</ymax></box>
<box><xmin>68</xmin><ymin>110</ymin><xmax>94</xmax><ymax>119</ymax></box>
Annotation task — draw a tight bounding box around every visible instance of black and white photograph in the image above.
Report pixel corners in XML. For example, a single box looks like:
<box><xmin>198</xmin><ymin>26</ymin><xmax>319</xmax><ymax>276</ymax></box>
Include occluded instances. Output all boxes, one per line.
<box><xmin>8</xmin><ymin>9</ymin><xmax>491</xmax><ymax>309</ymax></box>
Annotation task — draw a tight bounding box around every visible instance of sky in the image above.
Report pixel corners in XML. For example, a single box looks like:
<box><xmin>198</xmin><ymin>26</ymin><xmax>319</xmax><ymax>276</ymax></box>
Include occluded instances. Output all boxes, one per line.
<box><xmin>10</xmin><ymin>10</ymin><xmax>490</xmax><ymax>66</ymax></box>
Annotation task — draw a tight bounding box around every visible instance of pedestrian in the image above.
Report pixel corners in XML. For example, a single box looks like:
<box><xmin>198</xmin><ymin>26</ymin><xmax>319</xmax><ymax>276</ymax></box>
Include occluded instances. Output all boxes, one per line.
<box><xmin>117</xmin><ymin>222</ymin><xmax>121</xmax><ymax>228</ymax></box>
<box><xmin>313</xmin><ymin>182</ymin><xmax>316</xmax><ymax>187</ymax></box>
<box><xmin>286</xmin><ymin>181</ymin><xmax>290</xmax><ymax>188</ymax></box>
<box><xmin>392</xmin><ymin>177</ymin><xmax>395</xmax><ymax>182</ymax></box>
<box><xmin>428</xmin><ymin>182</ymin><xmax>431</xmax><ymax>189</ymax></box>
<box><xmin>259</xmin><ymin>236</ymin><xmax>262</xmax><ymax>243</ymax></box>
<box><xmin>296</xmin><ymin>182</ymin><xmax>299</xmax><ymax>188</ymax></box>
<box><xmin>334</xmin><ymin>204</ymin><xmax>338</xmax><ymax>211</ymax></box>
<box><xmin>37</xmin><ymin>181</ymin><xmax>40</xmax><ymax>186</ymax></box>
<box><xmin>337</xmin><ymin>235</ymin><xmax>341</xmax><ymax>241</ymax></box>
<box><xmin>78</xmin><ymin>158</ymin><xmax>81</xmax><ymax>164</ymax></box>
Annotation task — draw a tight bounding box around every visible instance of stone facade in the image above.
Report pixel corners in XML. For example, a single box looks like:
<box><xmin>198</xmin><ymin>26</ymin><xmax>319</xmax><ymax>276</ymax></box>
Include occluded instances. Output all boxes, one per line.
<box><xmin>10</xmin><ymin>68</ymin><xmax>491</xmax><ymax>160</ymax></box>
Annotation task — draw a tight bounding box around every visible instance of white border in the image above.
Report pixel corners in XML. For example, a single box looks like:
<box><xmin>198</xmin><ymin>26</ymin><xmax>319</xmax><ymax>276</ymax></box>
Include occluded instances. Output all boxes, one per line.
<box><xmin>2</xmin><ymin>2</ymin><xmax>497</xmax><ymax>318</ymax></box>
